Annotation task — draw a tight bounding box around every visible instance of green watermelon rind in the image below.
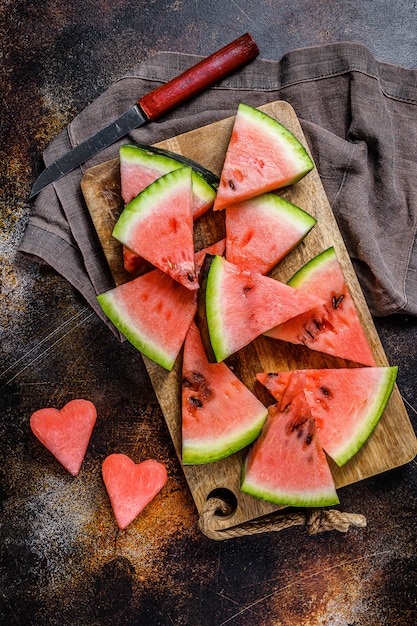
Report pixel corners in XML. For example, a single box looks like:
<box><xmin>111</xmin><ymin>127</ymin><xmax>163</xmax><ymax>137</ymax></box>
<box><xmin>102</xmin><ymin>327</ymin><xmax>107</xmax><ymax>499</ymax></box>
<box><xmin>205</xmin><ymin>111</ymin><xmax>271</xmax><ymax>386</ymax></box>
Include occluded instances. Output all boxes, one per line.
<box><xmin>261</xmin><ymin>193</ymin><xmax>317</xmax><ymax>232</ymax></box>
<box><xmin>190</xmin><ymin>171</ymin><xmax>216</xmax><ymax>206</ymax></box>
<box><xmin>97</xmin><ymin>291</ymin><xmax>177</xmax><ymax>371</ymax></box>
<box><xmin>287</xmin><ymin>246</ymin><xmax>336</xmax><ymax>288</ymax></box>
<box><xmin>330</xmin><ymin>366</ymin><xmax>398</xmax><ymax>466</ymax></box>
<box><xmin>241</xmin><ymin>460</ymin><xmax>340</xmax><ymax>507</ymax></box>
<box><xmin>204</xmin><ymin>255</ymin><xmax>230</xmax><ymax>363</ymax></box>
<box><xmin>120</xmin><ymin>144</ymin><xmax>216</xmax><ymax>205</ymax></box>
<box><xmin>120</xmin><ymin>144</ymin><xmax>180</xmax><ymax>174</ymax></box>
<box><xmin>239</xmin><ymin>103</ymin><xmax>314</xmax><ymax>183</ymax></box>
<box><xmin>182</xmin><ymin>407</ymin><xmax>268</xmax><ymax>465</ymax></box>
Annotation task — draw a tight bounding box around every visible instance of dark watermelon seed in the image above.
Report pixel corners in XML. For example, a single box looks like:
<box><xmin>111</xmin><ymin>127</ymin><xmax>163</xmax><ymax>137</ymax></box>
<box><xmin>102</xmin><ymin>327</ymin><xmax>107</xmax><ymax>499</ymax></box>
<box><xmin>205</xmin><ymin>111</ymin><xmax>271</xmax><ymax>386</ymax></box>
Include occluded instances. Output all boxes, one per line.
<box><xmin>304</xmin><ymin>318</ymin><xmax>323</xmax><ymax>339</ymax></box>
<box><xmin>183</xmin><ymin>371</ymin><xmax>212</xmax><ymax>401</ymax></box>
<box><xmin>189</xmin><ymin>396</ymin><xmax>203</xmax><ymax>408</ymax></box>
<box><xmin>228</xmin><ymin>179</ymin><xmax>235</xmax><ymax>189</ymax></box>
<box><xmin>288</xmin><ymin>417</ymin><xmax>308</xmax><ymax>435</ymax></box>
<box><xmin>320</xmin><ymin>386</ymin><xmax>332</xmax><ymax>399</ymax></box>
<box><xmin>332</xmin><ymin>293</ymin><xmax>345</xmax><ymax>309</ymax></box>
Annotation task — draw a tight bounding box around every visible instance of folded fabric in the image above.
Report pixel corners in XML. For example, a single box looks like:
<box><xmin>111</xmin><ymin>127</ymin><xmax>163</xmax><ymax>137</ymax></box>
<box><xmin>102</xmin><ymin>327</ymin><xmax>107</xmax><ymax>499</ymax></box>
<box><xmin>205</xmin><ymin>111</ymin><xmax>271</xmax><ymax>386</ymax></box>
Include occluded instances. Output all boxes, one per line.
<box><xmin>19</xmin><ymin>42</ymin><xmax>417</xmax><ymax>329</ymax></box>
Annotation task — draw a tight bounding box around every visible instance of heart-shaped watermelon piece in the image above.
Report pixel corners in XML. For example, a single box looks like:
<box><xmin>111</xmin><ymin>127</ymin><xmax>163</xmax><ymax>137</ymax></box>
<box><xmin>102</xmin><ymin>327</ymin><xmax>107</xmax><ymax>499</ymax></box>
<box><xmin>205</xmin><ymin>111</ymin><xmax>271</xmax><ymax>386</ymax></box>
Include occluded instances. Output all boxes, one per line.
<box><xmin>102</xmin><ymin>454</ymin><xmax>168</xmax><ymax>530</ymax></box>
<box><xmin>30</xmin><ymin>399</ymin><xmax>97</xmax><ymax>476</ymax></box>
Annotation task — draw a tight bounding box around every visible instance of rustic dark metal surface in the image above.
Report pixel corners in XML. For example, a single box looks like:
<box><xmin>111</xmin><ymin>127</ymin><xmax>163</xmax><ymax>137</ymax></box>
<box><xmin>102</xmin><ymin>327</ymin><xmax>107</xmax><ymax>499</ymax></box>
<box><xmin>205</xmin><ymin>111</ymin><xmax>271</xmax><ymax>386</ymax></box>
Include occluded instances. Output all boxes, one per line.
<box><xmin>1</xmin><ymin>1</ymin><xmax>417</xmax><ymax>625</ymax></box>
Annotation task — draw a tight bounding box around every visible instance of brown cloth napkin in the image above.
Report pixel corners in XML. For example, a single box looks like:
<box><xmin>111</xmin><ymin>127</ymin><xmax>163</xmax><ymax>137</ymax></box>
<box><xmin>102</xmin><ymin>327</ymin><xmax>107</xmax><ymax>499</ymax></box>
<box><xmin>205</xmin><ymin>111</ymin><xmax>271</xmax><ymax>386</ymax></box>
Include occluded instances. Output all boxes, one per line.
<box><xmin>19</xmin><ymin>42</ymin><xmax>417</xmax><ymax>327</ymax></box>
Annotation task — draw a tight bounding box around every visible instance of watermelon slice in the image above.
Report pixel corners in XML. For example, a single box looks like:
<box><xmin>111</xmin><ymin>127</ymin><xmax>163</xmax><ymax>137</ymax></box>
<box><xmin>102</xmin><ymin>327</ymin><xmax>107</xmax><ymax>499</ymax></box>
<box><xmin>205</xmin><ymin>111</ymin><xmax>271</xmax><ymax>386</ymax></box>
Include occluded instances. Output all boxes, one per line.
<box><xmin>30</xmin><ymin>399</ymin><xmax>97</xmax><ymax>476</ymax></box>
<box><xmin>225</xmin><ymin>192</ymin><xmax>316</xmax><ymax>274</ymax></box>
<box><xmin>102</xmin><ymin>454</ymin><xmax>167</xmax><ymax>530</ymax></box>
<box><xmin>257</xmin><ymin>366</ymin><xmax>397</xmax><ymax>466</ymax></box>
<box><xmin>97</xmin><ymin>268</ymin><xmax>196</xmax><ymax>370</ymax></box>
<box><xmin>264</xmin><ymin>247</ymin><xmax>376</xmax><ymax>366</ymax></box>
<box><xmin>113</xmin><ymin>167</ymin><xmax>198</xmax><ymax>290</ymax></box>
<box><xmin>97</xmin><ymin>241</ymin><xmax>226</xmax><ymax>370</ymax></box>
<box><xmin>204</xmin><ymin>255</ymin><xmax>325</xmax><ymax>362</ymax></box>
<box><xmin>182</xmin><ymin>321</ymin><xmax>268</xmax><ymax>464</ymax></box>
<box><xmin>213</xmin><ymin>103</ymin><xmax>314</xmax><ymax>211</ymax></box>
<box><xmin>119</xmin><ymin>144</ymin><xmax>217</xmax><ymax>219</ymax></box>
<box><xmin>241</xmin><ymin>387</ymin><xmax>339</xmax><ymax>507</ymax></box>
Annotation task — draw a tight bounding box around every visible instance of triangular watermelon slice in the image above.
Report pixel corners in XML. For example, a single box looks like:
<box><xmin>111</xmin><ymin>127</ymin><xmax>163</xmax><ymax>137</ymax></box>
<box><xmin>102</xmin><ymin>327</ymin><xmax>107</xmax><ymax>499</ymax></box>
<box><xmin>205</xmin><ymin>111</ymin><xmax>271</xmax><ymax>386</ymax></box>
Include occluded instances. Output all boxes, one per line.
<box><xmin>112</xmin><ymin>167</ymin><xmax>198</xmax><ymax>290</ymax></box>
<box><xmin>264</xmin><ymin>247</ymin><xmax>376</xmax><ymax>366</ymax></box>
<box><xmin>97</xmin><ymin>241</ymin><xmax>226</xmax><ymax>371</ymax></box>
<box><xmin>225</xmin><ymin>192</ymin><xmax>316</xmax><ymax>274</ymax></box>
<box><xmin>213</xmin><ymin>103</ymin><xmax>314</xmax><ymax>211</ymax></box>
<box><xmin>204</xmin><ymin>255</ymin><xmax>325</xmax><ymax>362</ymax></box>
<box><xmin>97</xmin><ymin>268</ymin><xmax>196</xmax><ymax>371</ymax></box>
<box><xmin>181</xmin><ymin>321</ymin><xmax>268</xmax><ymax>464</ymax></box>
<box><xmin>119</xmin><ymin>144</ymin><xmax>217</xmax><ymax>219</ymax></box>
<box><xmin>257</xmin><ymin>366</ymin><xmax>397</xmax><ymax>466</ymax></box>
<box><xmin>241</xmin><ymin>386</ymin><xmax>339</xmax><ymax>507</ymax></box>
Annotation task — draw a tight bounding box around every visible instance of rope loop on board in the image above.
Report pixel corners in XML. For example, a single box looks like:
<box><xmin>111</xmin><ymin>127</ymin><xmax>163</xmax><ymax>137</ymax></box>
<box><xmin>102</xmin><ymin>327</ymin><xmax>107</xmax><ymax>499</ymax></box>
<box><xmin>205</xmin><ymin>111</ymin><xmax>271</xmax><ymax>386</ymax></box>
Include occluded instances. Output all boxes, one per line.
<box><xmin>199</xmin><ymin>495</ymin><xmax>367</xmax><ymax>541</ymax></box>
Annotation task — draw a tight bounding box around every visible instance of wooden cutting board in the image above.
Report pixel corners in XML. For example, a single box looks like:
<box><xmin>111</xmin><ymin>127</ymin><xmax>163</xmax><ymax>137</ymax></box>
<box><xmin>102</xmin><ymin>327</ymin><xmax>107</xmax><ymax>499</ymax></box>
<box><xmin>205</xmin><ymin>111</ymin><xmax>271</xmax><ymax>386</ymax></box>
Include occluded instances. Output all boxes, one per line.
<box><xmin>81</xmin><ymin>101</ymin><xmax>417</xmax><ymax>532</ymax></box>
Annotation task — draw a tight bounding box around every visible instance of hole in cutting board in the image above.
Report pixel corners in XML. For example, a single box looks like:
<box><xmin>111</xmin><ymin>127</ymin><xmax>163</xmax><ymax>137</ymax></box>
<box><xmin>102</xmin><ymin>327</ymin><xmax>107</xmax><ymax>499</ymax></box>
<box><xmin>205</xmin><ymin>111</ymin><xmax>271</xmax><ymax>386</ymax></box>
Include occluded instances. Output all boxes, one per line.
<box><xmin>206</xmin><ymin>488</ymin><xmax>238</xmax><ymax>518</ymax></box>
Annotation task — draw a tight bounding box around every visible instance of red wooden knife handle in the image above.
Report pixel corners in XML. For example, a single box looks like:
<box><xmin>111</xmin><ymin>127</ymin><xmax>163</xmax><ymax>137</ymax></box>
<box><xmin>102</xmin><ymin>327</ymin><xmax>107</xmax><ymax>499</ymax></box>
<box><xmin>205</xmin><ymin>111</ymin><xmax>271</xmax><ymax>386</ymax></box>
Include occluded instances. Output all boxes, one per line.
<box><xmin>138</xmin><ymin>33</ymin><xmax>259</xmax><ymax>121</ymax></box>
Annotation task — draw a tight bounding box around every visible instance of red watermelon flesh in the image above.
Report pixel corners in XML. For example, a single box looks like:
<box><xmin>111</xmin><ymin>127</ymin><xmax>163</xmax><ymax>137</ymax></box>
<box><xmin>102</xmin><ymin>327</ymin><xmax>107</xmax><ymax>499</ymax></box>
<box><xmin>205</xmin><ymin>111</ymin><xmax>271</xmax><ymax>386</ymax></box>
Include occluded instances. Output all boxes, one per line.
<box><xmin>182</xmin><ymin>321</ymin><xmax>268</xmax><ymax>464</ymax></box>
<box><xmin>30</xmin><ymin>399</ymin><xmax>97</xmax><ymax>476</ymax></box>
<box><xmin>213</xmin><ymin>103</ymin><xmax>314</xmax><ymax>211</ymax></box>
<box><xmin>205</xmin><ymin>255</ymin><xmax>325</xmax><ymax>362</ymax></box>
<box><xmin>119</xmin><ymin>144</ymin><xmax>216</xmax><ymax>218</ymax></box>
<box><xmin>194</xmin><ymin>238</ymin><xmax>226</xmax><ymax>273</ymax></box>
<box><xmin>122</xmin><ymin>246</ymin><xmax>153</xmax><ymax>278</ymax></box>
<box><xmin>122</xmin><ymin>238</ymin><xmax>225</xmax><ymax>283</ymax></box>
<box><xmin>241</xmin><ymin>387</ymin><xmax>339</xmax><ymax>507</ymax></box>
<box><xmin>121</xmin><ymin>159</ymin><xmax>162</xmax><ymax>204</ymax></box>
<box><xmin>225</xmin><ymin>192</ymin><xmax>316</xmax><ymax>274</ymax></box>
<box><xmin>257</xmin><ymin>366</ymin><xmax>397</xmax><ymax>466</ymax></box>
<box><xmin>113</xmin><ymin>167</ymin><xmax>198</xmax><ymax>290</ymax></box>
<box><xmin>102</xmin><ymin>454</ymin><xmax>167</xmax><ymax>529</ymax></box>
<box><xmin>264</xmin><ymin>247</ymin><xmax>376</xmax><ymax>366</ymax></box>
<box><xmin>123</xmin><ymin>236</ymin><xmax>225</xmax><ymax>280</ymax></box>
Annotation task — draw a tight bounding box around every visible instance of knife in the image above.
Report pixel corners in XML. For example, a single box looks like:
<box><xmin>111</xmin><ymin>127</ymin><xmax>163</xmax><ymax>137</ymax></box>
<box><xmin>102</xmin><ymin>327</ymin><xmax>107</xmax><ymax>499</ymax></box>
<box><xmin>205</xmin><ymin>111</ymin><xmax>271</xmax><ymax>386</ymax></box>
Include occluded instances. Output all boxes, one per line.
<box><xmin>29</xmin><ymin>33</ymin><xmax>259</xmax><ymax>199</ymax></box>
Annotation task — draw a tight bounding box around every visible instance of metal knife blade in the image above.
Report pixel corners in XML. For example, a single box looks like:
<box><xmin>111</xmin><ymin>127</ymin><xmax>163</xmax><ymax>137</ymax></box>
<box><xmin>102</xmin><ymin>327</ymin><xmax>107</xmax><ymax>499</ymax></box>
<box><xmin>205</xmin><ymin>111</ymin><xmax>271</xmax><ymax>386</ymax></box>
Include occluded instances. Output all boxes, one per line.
<box><xmin>29</xmin><ymin>33</ymin><xmax>259</xmax><ymax>199</ymax></box>
<box><xmin>29</xmin><ymin>106</ymin><xmax>146</xmax><ymax>198</ymax></box>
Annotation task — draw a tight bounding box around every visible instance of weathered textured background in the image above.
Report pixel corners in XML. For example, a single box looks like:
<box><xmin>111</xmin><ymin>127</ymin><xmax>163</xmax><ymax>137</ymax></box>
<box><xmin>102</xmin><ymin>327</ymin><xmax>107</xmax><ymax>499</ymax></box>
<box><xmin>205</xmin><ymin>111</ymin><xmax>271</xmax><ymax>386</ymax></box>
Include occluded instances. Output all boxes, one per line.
<box><xmin>1</xmin><ymin>1</ymin><xmax>417</xmax><ymax>624</ymax></box>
